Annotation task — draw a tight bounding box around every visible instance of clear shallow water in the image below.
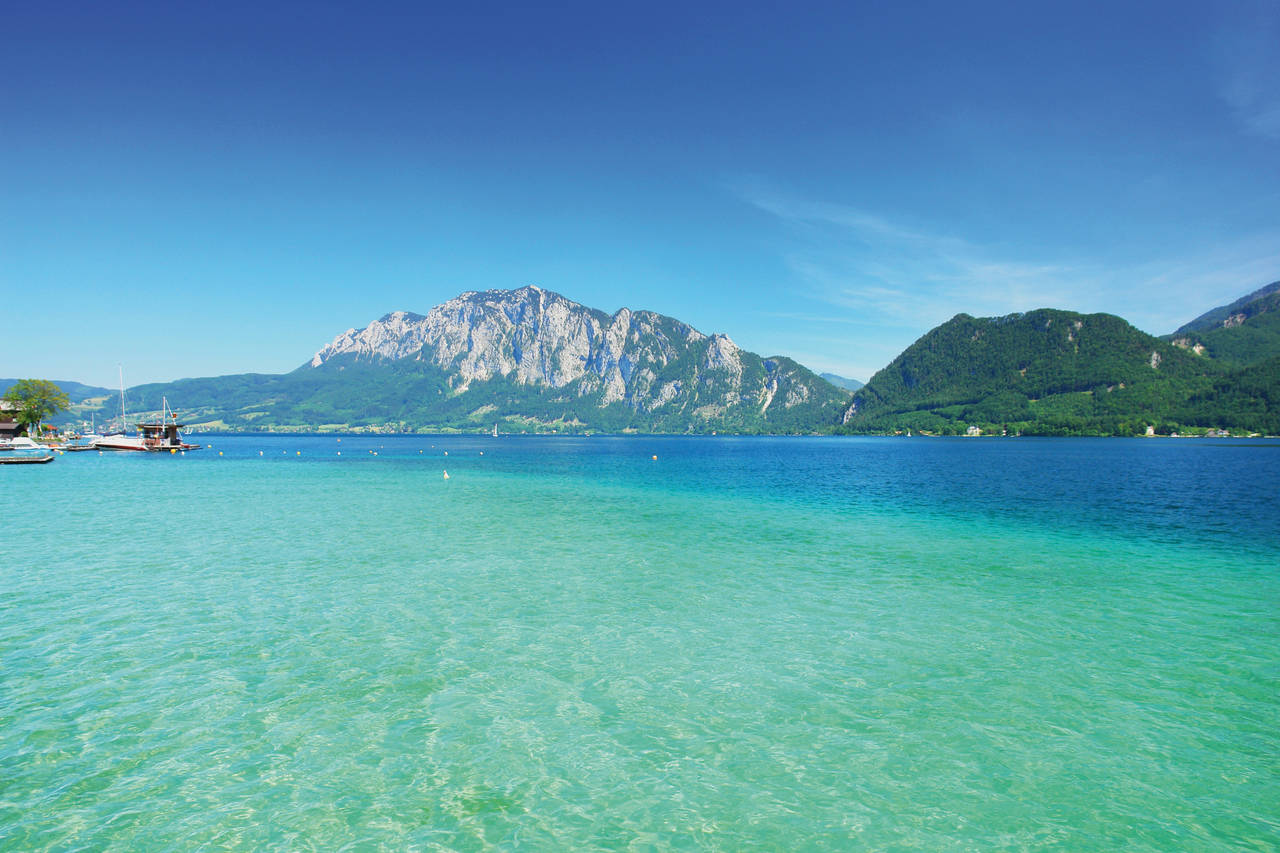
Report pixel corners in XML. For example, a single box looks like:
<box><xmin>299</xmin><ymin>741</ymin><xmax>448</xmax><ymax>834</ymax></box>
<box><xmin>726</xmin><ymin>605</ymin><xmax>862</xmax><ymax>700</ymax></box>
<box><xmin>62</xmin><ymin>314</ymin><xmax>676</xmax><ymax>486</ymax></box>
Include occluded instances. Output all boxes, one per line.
<box><xmin>3</xmin><ymin>436</ymin><xmax>1277</xmax><ymax>850</ymax></box>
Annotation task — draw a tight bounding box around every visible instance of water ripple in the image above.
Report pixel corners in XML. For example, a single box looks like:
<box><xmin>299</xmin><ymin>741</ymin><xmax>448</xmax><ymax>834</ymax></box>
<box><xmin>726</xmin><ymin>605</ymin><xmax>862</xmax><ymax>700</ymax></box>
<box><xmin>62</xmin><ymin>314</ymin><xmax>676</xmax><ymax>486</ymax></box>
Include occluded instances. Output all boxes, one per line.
<box><xmin>2</xmin><ymin>436</ymin><xmax>1277</xmax><ymax>850</ymax></box>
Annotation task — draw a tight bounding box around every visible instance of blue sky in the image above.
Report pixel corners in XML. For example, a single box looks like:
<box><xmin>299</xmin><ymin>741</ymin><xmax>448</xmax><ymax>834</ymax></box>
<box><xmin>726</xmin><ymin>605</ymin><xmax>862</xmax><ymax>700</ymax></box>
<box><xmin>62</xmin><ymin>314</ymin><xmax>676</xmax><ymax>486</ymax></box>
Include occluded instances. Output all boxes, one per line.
<box><xmin>2</xmin><ymin>1</ymin><xmax>1278</xmax><ymax>387</ymax></box>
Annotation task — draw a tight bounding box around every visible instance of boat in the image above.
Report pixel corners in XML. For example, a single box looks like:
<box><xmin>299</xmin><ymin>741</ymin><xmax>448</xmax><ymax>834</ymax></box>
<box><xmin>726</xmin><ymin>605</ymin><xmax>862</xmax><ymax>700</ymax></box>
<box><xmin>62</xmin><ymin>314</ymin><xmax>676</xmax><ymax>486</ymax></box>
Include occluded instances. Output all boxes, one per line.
<box><xmin>56</xmin><ymin>419</ymin><xmax>104</xmax><ymax>451</ymax></box>
<box><xmin>61</xmin><ymin>417</ymin><xmax>105</xmax><ymax>451</ymax></box>
<box><xmin>0</xmin><ymin>436</ymin><xmax>55</xmax><ymax>464</ymax></box>
<box><xmin>95</xmin><ymin>398</ymin><xmax>201</xmax><ymax>453</ymax></box>
<box><xmin>93</xmin><ymin>369</ymin><xmax>200</xmax><ymax>453</ymax></box>
<box><xmin>59</xmin><ymin>434</ymin><xmax>103</xmax><ymax>451</ymax></box>
<box><xmin>92</xmin><ymin>432</ymin><xmax>149</xmax><ymax>452</ymax></box>
<box><xmin>95</xmin><ymin>369</ymin><xmax>147</xmax><ymax>451</ymax></box>
<box><xmin>492</xmin><ymin>422</ymin><xmax>499</xmax><ymax>438</ymax></box>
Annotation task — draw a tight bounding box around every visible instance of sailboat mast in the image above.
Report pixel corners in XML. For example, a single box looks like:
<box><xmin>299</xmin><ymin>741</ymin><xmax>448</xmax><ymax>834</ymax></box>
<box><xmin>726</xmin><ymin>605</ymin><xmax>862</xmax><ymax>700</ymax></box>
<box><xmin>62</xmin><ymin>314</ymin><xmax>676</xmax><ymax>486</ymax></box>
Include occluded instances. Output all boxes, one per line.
<box><xmin>118</xmin><ymin>365</ymin><xmax>128</xmax><ymax>432</ymax></box>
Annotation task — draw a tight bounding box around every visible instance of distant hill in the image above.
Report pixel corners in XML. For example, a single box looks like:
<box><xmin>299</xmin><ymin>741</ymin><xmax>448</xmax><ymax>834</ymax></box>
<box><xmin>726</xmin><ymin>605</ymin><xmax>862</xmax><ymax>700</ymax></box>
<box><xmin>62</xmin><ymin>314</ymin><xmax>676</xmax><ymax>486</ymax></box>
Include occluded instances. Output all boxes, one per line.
<box><xmin>840</xmin><ymin>309</ymin><xmax>1229</xmax><ymax>435</ymax></box>
<box><xmin>1</xmin><ymin>379</ymin><xmax>115</xmax><ymax>432</ymax></box>
<box><xmin>0</xmin><ymin>379</ymin><xmax>112</xmax><ymax>403</ymax></box>
<box><xmin>1165</xmin><ymin>280</ymin><xmax>1280</xmax><ymax>366</ymax></box>
<box><xmin>819</xmin><ymin>372</ymin><xmax>864</xmax><ymax>392</ymax></box>
<box><xmin>87</xmin><ymin>287</ymin><xmax>848</xmax><ymax>434</ymax></box>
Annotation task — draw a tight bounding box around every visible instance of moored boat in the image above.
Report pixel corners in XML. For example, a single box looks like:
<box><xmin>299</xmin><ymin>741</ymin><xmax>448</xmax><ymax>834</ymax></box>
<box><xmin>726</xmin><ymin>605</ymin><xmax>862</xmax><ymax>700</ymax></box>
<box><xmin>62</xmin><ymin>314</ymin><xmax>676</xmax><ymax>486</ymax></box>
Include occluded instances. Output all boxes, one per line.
<box><xmin>59</xmin><ymin>434</ymin><xmax>103</xmax><ymax>451</ymax></box>
<box><xmin>95</xmin><ymin>398</ymin><xmax>201</xmax><ymax>452</ymax></box>
<box><xmin>93</xmin><ymin>433</ymin><xmax>150</xmax><ymax>451</ymax></box>
<box><xmin>95</xmin><ymin>369</ymin><xmax>200</xmax><ymax>453</ymax></box>
<box><xmin>0</xmin><ymin>437</ymin><xmax>55</xmax><ymax>464</ymax></box>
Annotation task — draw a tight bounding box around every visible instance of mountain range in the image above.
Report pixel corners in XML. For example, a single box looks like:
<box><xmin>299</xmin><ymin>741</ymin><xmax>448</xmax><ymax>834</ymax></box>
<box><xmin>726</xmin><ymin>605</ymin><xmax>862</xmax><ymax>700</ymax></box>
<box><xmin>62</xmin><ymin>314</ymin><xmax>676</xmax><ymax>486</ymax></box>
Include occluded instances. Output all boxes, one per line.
<box><xmin>87</xmin><ymin>287</ymin><xmax>848</xmax><ymax>434</ymax></box>
<box><xmin>24</xmin><ymin>277</ymin><xmax>1280</xmax><ymax>436</ymax></box>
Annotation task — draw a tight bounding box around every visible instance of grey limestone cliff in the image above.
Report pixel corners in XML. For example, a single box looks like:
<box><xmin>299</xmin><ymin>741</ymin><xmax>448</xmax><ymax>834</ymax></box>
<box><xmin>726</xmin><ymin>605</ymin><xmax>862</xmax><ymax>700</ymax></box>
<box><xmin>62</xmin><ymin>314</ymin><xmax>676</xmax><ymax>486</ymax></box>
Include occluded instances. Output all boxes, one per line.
<box><xmin>308</xmin><ymin>286</ymin><xmax>846</xmax><ymax>428</ymax></box>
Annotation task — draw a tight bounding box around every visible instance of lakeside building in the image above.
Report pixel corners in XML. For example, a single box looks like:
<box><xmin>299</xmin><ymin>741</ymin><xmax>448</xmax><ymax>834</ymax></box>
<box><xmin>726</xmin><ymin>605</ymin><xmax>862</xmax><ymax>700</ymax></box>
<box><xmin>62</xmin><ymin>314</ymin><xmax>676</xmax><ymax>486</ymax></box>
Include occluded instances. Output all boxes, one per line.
<box><xmin>0</xmin><ymin>400</ymin><xmax>21</xmax><ymax>439</ymax></box>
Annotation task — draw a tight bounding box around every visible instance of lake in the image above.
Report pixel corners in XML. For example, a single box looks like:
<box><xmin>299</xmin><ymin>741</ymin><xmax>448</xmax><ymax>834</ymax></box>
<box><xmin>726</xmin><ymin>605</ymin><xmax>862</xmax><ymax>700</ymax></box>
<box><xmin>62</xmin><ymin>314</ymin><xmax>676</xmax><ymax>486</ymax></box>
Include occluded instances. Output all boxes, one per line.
<box><xmin>3</xmin><ymin>436</ymin><xmax>1277</xmax><ymax>850</ymax></box>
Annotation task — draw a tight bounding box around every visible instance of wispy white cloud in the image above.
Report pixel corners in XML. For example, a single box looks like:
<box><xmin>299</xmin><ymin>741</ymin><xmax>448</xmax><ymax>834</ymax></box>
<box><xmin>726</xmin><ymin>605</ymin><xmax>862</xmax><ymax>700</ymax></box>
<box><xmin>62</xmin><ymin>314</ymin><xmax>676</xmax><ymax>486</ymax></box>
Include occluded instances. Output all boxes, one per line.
<box><xmin>739</xmin><ymin>184</ymin><xmax>1096</xmax><ymax>329</ymax></box>
<box><xmin>1121</xmin><ymin>236</ymin><xmax>1280</xmax><ymax>331</ymax></box>
<box><xmin>1216</xmin><ymin>3</ymin><xmax>1280</xmax><ymax>140</ymax></box>
<box><xmin>736</xmin><ymin>183</ymin><xmax>1280</xmax><ymax>371</ymax></box>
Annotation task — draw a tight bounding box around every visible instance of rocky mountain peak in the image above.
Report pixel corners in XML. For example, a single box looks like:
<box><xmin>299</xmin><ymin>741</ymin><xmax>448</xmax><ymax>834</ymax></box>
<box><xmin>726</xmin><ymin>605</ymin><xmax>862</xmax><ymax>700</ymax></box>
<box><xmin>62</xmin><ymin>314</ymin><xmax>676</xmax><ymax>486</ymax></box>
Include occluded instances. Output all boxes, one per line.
<box><xmin>309</xmin><ymin>310</ymin><xmax>431</xmax><ymax>366</ymax></box>
<box><xmin>304</xmin><ymin>287</ymin><xmax>844</xmax><ymax>425</ymax></box>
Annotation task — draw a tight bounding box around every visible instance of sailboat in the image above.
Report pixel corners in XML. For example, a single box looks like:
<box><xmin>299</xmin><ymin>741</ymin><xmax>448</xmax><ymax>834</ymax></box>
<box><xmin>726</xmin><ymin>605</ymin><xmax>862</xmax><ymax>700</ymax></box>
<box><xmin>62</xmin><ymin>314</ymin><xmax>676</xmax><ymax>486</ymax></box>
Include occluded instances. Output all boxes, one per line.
<box><xmin>55</xmin><ymin>413</ymin><xmax>104</xmax><ymax>452</ymax></box>
<box><xmin>94</xmin><ymin>369</ymin><xmax>200</xmax><ymax>452</ymax></box>
<box><xmin>492</xmin><ymin>422</ymin><xmax>499</xmax><ymax>438</ymax></box>
<box><xmin>94</xmin><ymin>367</ymin><xmax>147</xmax><ymax>451</ymax></box>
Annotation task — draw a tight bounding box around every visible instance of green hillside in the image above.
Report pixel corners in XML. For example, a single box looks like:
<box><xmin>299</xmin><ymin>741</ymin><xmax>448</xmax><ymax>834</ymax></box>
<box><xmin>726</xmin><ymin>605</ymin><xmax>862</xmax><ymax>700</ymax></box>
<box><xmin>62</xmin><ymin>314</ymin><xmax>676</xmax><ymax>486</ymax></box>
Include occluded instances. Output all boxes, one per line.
<box><xmin>1165</xmin><ymin>283</ymin><xmax>1280</xmax><ymax>366</ymax></box>
<box><xmin>1174</xmin><ymin>355</ymin><xmax>1280</xmax><ymax>435</ymax></box>
<box><xmin>840</xmin><ymin>309</ymin><xmax>1233</xmax><ymax>436</ymax></box>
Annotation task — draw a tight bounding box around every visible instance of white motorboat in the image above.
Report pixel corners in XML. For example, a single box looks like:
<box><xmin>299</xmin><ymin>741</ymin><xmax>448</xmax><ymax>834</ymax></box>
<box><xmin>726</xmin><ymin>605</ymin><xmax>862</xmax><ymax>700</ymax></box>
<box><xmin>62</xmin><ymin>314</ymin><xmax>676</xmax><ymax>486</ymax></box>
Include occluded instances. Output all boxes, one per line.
<box><xmin>0</xmin><ymin>436</ymin><xmax>55</xmax><ymax>464</ymax></box>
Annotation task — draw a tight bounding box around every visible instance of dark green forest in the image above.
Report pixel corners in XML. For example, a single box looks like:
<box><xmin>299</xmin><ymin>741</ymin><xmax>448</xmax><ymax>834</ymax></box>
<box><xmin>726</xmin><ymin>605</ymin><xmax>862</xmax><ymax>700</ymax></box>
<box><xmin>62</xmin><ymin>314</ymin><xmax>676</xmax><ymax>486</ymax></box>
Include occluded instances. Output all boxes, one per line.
<box><xmin>840</xmin><ymin>308</ymin><xmax>1277</xmax><ymax>436</ymax></box>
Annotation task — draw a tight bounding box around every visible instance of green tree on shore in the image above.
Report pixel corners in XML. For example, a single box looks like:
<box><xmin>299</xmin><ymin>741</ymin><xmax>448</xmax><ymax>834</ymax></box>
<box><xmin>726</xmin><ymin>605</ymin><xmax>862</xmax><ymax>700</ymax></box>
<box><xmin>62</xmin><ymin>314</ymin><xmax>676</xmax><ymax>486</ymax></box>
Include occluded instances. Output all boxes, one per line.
<box><xmin>3</xmin><ymin>379</ymin><xmax>71</xmax><ymax>437</ymax></box>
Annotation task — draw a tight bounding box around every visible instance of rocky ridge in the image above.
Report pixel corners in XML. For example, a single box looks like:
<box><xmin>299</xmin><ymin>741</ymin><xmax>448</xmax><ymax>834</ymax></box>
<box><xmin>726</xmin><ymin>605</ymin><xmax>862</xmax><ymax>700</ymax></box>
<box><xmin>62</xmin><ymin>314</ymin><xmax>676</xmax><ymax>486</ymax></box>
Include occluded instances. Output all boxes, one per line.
<box><xmin>308</xmin><ymin>286</ymin><xmax>843</xmax><ymax>423</ymax></box>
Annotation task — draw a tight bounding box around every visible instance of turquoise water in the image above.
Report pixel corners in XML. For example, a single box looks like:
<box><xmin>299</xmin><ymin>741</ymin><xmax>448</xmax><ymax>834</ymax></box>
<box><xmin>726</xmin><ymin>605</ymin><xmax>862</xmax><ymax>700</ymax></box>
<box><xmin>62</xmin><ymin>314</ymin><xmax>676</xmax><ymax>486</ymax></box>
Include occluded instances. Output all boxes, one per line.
<box><xmin>3</xmin><ymin>436</ymin><xmax>1278</xmax><ymax>850</ymax></box>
